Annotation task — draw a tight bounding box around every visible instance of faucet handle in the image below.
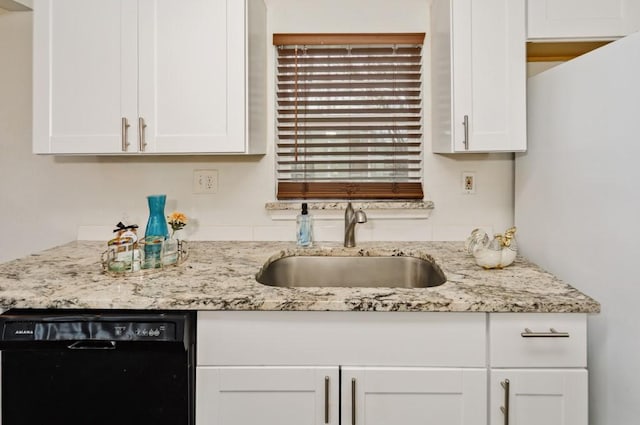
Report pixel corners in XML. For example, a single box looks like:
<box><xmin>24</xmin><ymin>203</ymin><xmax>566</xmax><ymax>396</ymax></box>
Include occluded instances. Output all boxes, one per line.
<box><xmin>344</xmin><ymin>202</ymin><xmax>366</xmax><ymax>248</ymax></box>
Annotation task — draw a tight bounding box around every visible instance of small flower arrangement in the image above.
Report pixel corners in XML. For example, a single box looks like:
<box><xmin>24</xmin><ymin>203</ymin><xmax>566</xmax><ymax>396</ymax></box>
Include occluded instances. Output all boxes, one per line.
<box><xmin>167</xmin><ymin>212</ymin><xmax>188</xmax><ymax>238</ymax></box>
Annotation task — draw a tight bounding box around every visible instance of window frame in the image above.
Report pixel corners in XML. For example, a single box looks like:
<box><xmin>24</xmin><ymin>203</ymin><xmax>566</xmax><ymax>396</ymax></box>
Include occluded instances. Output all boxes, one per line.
<box><xmin>273</xmin><ymin>33</ymin><xmax>426</xmax><ymax>200</ymax></box>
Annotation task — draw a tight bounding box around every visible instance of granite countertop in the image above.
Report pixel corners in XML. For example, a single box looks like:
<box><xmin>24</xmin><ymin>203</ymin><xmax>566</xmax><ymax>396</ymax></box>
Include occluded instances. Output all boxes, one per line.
<box><xmin>0</xmin><ymin>241</ymin><xmax>600</xmax><ymax>313</ymax></box>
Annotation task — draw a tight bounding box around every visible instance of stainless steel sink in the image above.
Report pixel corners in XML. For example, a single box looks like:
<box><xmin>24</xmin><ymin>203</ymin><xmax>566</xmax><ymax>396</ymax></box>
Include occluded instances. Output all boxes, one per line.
<box><xmin>256</xmin><ymin>256</ymin><xmax>446</xmax><ymax>288</ymax></box>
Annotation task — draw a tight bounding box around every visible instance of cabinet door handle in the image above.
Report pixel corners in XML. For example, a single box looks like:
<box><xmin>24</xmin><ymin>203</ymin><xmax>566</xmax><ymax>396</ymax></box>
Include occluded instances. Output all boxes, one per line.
<box><xmin>121</xmin><ymin>117</ymin><xmax>130</xmax><ymax>152</ymax></box>
<box><xmin>138</xmin><ymin>117</ymin><xmax>148</xmax><ymax>152</ymax></box>
<box><xmin>500</xmin><ymin>379</ymin><xmax>510</xmax><ymax>425</ymax></box>
<box><xmin>351</xmin><ymin>378</ymin><xmax>356</xmax><ymax>425</ymax></box>
<box><xmin>462</xmin><ymin>115</ymin><xmax>469</xmax><ymax>150</ymax></box>
<box><xmin>521</xmin><ymin>328</ymin><xmax>570</xmax><ymax>338</ymax></box>
<box><xmin>324</xmin><ymin>376</ymin><xmax>329</xmax><ymax>424</ymax></box>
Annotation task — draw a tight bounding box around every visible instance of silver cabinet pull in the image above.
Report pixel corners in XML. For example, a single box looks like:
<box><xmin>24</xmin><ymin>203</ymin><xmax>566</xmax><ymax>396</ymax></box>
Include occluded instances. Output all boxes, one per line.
<box><xmin>500</xmin><ymin>379</ymin><xmax>510</xmax><ymax>425</ymax></box>
<box><xmin>351</xmin><ymin>378</ymin><xmax>356</xmax><ymax>425</ymax></box>
<box><xmin>121</xmin><ymin>117</ymin><xmax>130</xmax><ymax>152</ymax></box>
<box><xmin>521</xmin><ymin>328</ymin><xmax>570</xmax><ymax>338</ymax></box>
<box><xmin>324</xmin><ymin>376</ymin><xmax>329</xmax><ymax>424</ymax></box>
<box><xmin>138</xmin><ymin>117</ymin><xmax>148</xmax><ymax>152</ymax></box>
<box><xmin>462</xmin><ymin>115</ymin><xmax>469</xmax><ymax>150</ymax></box>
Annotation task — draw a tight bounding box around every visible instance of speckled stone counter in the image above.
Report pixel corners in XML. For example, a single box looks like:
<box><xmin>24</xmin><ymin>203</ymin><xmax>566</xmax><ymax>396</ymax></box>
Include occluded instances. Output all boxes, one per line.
<box><xmin>0</xmin><ymin>241</ymin><xmax>600</xmax><ymax>312</ymax></box>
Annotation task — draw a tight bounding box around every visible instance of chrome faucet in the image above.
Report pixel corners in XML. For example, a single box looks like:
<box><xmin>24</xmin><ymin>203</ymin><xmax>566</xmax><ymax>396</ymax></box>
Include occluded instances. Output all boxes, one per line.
<box><xmin>344</xmin><ymin>202</ymin><xmax>367</xmax><ymax>248</ymax></box>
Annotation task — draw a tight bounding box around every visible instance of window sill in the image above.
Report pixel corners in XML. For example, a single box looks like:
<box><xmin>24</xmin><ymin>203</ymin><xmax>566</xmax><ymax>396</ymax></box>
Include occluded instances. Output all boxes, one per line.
<box><xmin>265</xmin><ymin>200</ymin><xmax>434</xmax><ymax>221</ymax></box>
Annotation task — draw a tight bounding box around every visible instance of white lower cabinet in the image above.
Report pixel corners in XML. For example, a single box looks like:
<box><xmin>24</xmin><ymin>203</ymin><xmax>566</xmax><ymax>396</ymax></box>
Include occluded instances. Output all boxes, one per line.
<box><xmin>196</xmin><ymin>366</ymin><xmax>485</xmax><ymax>425</ymax></box>
<box><xmin>195</xmin><ymin>312</ymin><xmax>590</xmax><ymax>425</ymax></box>
<box><xmin>196</xmin><ymin>366</ymin><xmax>339</xmax><ymax>425</ymax></box>
<box><xmin>489</xmin><ymin>313</ymin><xmax>588</xmax><ymax>425</ymax></box>
<box><xmin>490</xmin><ymin>370</ymin><xmax>588</xmax><ymax>425</ymax></box>
<box><xmin>342</xmin><ymin>367</ymin><xmax>486</xmax><ymax>425</ymax></box>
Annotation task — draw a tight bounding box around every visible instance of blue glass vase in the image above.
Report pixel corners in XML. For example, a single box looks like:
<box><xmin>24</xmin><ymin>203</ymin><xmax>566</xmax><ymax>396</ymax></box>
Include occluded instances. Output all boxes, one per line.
<box><xmin>144</xmin><ymin>194</ymin><xmax>169</xmax><ymax>267</ymax></box>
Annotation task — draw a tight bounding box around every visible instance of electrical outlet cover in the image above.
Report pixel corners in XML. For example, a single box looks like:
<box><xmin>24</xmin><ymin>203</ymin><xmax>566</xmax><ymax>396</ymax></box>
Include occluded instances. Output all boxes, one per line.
<box><xmin>462</xmin><ymin>172</ymin><xmax>476</xmax><ymax>194</ymax></box>
<box><xmin>193</xmin><ymin>169</ymin><xmax>218</xmax><ymax>194</ymax></box>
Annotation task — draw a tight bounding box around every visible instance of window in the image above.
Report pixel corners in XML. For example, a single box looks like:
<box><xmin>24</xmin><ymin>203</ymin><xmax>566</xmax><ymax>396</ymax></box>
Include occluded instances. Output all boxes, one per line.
<box><xmin>273</xmin><ymin>33</ymin><xmax>425</xmax><ymax>200</ymax></box>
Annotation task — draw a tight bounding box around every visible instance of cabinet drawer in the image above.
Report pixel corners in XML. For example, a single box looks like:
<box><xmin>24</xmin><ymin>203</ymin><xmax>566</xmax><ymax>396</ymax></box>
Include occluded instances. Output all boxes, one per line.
<box><xmin>490</xmin><ymin>313</ymin><xmax>586</xmax><ymax>367</ymax></box>
<box><xmin>198</xmin><ymin>311</ymin><xmax>486</xmax><ymax>367</ymax></box>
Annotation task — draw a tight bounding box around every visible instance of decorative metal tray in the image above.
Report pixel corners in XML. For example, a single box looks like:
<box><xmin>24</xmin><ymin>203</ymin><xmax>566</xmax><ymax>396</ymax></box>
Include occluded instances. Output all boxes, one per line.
<box><xmin>101</xmin><ymin>238</ymin><xmax>189</xmax><ymax>276</ymax></box>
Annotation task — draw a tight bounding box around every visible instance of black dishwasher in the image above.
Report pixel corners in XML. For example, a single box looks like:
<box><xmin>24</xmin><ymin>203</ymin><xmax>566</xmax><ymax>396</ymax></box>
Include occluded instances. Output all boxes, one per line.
<box><xmin>0</xmin><ymin>309</ymin><xmax>195</xmax><ymax>425</ymax></box>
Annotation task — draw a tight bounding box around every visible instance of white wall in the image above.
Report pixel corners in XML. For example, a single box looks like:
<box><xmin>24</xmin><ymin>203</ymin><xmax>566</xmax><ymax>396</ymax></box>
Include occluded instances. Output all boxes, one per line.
<box><xmin>516</xmin><ymin>33</ymin><xmax>640</xmax><ymax>425</ymax></box>
<box><xmin>0</xmin><ymin>1</ymin><xmax>514</xmax><ymax>263</ymax></box>
<box><xmin>527</xmin><ymin>61</ymin><xmax>563</xmax><ymax>77</ymax></box>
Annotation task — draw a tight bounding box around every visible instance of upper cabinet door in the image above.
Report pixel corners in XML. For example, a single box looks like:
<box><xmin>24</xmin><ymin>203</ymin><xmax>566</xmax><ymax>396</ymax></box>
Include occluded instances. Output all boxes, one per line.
<box><xmin>33</xmin><ymin>0</ymin><xmax>138</xmax><ymax>154</ymax></box>
<box><xmin>432</xmin><ymin>0</ymin><xmax>527</xmax><ymax>153</ymax></box>
<box><xmin>527</xmin><ymin>0</ymin><xmax>640</xmax><ymax>40</ymax></box>
<box><xmin>138</xmin><ymin>0</ymin><xmax>247</xmax><ymax>154</ymax></box>
<box><xmin>33</xmin><ymin>0</ymin><xmax>265</xmax><ymax>155</ymax></box>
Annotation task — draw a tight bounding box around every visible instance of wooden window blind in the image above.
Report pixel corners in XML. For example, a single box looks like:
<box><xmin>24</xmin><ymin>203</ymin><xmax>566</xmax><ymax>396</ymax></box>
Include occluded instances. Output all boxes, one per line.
<box><xmin>274</xmin><ymin>33</ymin><xmax>425</xmax><ymax>200</ymax></box>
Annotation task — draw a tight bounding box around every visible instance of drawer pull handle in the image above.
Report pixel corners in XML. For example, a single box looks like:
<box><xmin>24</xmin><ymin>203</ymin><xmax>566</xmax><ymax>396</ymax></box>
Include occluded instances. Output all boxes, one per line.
<box><xmin>324</xmin><ymin>376</ymin><xmax>329</xmax><ymax>424</ymax></box>
<box><xmin>351</xmin><ymin>378</ymin><xmax>356</xmax><ymax>425</ymax></box>
<box><xmin>500</xmin><ymin>379</ymin><xmax>510</xmax><ymax>425</ymax></box>
<box><xmin>521</xmin><ymin>328</ymin><xmax>570</xmax><ymax>338</ymax></box>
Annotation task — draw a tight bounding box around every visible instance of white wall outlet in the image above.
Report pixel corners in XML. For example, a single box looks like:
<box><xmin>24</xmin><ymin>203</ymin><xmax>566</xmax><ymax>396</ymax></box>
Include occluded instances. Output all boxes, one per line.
<box><xmin>462</xmin><ymin>172</ymin><xmax>476</xmax><ymax>194</ymax></box>
<box><xmin>193</xmin><ymin>169</ymin><xmax>218</xmax><ymax>194</ymax></box>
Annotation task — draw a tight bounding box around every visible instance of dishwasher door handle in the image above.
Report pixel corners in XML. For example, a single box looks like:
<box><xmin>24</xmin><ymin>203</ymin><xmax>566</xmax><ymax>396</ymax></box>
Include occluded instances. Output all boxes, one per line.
<box><xmin>68</xmin><ymin>341</ymin><xmax>116</xmax><ymax>350</ymax></box>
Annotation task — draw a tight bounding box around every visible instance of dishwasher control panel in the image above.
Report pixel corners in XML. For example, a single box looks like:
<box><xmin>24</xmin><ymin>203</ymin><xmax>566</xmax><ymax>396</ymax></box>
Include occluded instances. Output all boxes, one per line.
<box><xmin>1</xmin><ymin>320</ymin><xmax>178</xmax><ymax>341</ymax></box>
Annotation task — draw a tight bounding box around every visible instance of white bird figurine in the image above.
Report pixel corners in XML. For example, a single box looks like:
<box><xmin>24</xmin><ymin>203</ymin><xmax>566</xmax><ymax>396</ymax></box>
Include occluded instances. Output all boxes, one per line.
<box><xmin>465</xmin><ymin>227</ymin><xmax>517</xmax><ymax>269</ymax></box>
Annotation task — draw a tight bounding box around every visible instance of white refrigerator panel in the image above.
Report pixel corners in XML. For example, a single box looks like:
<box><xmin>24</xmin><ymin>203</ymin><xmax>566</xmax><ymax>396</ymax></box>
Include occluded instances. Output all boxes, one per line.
<box><xmin>516</xmin><ymin>32</ymin><xmax>640</xmax><ymax>425</ymax></box>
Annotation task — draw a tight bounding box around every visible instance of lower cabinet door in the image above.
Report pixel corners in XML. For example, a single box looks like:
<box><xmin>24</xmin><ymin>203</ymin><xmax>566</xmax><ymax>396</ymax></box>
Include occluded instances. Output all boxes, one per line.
<box><xmin>197</xmin><ymin>366</ymin><xmax>339</xmax><ymax>425</ymax></box>
<box><xmin>490</xmin><ymin>369</ymin><xmax>588</xmax><ymax>425</ymax></box>
<box><xmin>341</xmin><ymin>367</ymin><xmax>486</xmax><ymax>425</ymax></box>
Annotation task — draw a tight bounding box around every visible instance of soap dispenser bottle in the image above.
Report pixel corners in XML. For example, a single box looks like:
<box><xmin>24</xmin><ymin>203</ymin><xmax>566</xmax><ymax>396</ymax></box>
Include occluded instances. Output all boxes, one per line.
<box><xmin>296</xmin><ymin>203</ymin><xmax>313</xmax><ymax>247</ymax></box>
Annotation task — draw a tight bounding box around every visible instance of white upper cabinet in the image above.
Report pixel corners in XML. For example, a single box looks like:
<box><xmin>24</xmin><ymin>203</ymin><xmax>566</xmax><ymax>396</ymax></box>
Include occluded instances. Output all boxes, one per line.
<box><xmin>527</xmin><ymin>0</ymin><xmax>640</xmax><ymax>40</ymax></box>
<box><xmin>138</xmin><ymin>0</ymin><xmax>249</xmax><ymax>154</ymax></box>
<box><xmin>432</xmin><ymin>0</ymin><xmax>527</xmax><ymax>153</ymax></box>
<box><xmin>33</xmin><ymin>0</ymin><xmax>136</xmax><ymax>154</ymax></box>
<box><xmin>33</xmin><ymin>0</ymin><xmax>266</xmax><ymax>155</ymax></box>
